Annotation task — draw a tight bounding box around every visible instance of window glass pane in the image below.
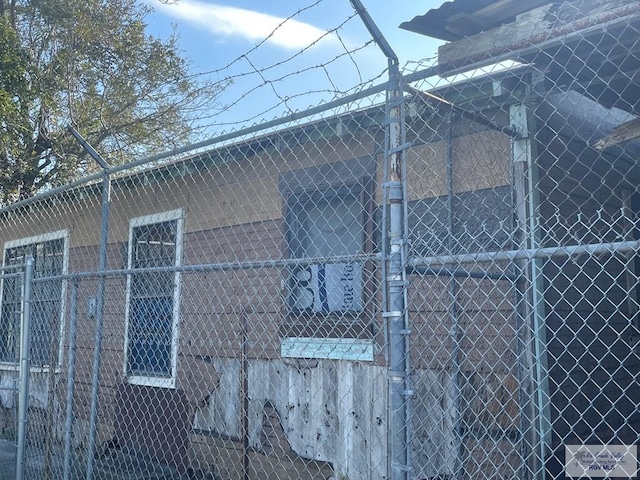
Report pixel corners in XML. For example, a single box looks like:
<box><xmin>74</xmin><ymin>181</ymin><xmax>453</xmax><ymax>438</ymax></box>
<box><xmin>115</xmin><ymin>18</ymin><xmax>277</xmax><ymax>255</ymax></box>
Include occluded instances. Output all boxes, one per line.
<box><xmin>132</xmin><ymin>221</ymin><xmax>176</xmax><ymax>268</ymax></box>
<box><xmin>128</xmin><ymin>298</ymin><xmax>172</xmax><ymax>375</ymax></box>
<box><xmin>303</xmin><ymin>195</ymin><xmax>362</xmax><ymax>258</ymax></box>
<box><xmin>0</xmin><ymin>237</ymin><xmax>65</xmax><ymax>365</ymax></box>
<box><xmin>127</xmin><ymin>218</ymin><xmax>178</xmax><ymax>378</ymax></box>
<box><xmin>0</xmin><ymin>294</ymin><xmax>19</xmax><ymax>362</ymax></box>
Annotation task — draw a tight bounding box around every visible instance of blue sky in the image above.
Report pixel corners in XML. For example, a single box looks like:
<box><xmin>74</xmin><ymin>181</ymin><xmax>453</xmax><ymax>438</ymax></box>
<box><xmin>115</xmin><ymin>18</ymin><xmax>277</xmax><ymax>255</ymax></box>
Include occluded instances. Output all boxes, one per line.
<box><xmin>144</xmin><ymin>1</ymin><xmax>445</xmax><ymax>131</ymax></box>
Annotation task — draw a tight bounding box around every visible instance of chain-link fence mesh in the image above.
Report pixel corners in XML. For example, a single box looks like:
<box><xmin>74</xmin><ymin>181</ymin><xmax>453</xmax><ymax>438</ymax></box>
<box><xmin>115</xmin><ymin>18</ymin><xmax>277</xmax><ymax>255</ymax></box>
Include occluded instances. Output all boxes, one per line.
<box><xmin>401</xmin><ymin>1</ymin><xmax>640</xmax><ymax>477</ymax></box>
<box><xmin>0</xmin><ymin>1</ymin><xmax>639</xmax><ymax>479</ymax></box>
<box><xmin>0</xmin><ymin>96</ymin><xmax>390</xmax><ymax>480</ymax></box>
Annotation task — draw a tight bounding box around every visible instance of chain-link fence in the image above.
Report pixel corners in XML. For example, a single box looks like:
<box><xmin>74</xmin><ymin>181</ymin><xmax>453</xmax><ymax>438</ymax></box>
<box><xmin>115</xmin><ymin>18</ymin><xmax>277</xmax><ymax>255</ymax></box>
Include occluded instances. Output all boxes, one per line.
<box><xmin>402</xmin><ymin>72</ymin><xmax>640</xmax><ymax>477</ymax></box>
<box><xmin>0</xmin><ymin>1</ymin><xmax>639</xmax><ymax>479</ymax></box>
<box><xmin>401</xmin><ymin>0</ymin><xmax>640</xmax><ymax>477</ymax></box>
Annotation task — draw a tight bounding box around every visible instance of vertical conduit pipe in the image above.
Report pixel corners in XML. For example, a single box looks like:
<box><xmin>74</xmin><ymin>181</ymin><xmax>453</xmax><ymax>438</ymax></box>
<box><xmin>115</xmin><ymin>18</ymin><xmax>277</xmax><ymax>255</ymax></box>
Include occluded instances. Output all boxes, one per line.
<box><xmin>399</xmin><ymin>79</ymin><xmax>413</xmax><ymax>480</ymax></box>
<box><xmin>16</xmin><ymin>256</ymin><xmax>34</xmax><ymax>480</ymax></box>
<box><xmin>386</xmin><ymin>65</ymin><xmax>409</xmax><ymax>480</ymax></box>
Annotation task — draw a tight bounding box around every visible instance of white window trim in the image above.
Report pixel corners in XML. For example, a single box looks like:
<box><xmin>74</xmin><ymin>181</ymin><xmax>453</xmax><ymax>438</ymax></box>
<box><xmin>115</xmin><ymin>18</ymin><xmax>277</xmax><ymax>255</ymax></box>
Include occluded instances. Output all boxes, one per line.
<box><xmin>281</xmin><ymin>337</ymin><xmax>374</xmax><ymax>361</ymax></box>
<box><xmin>123</xmin><ymin>209</ymin><xmax>183</xmax><ymax>389</ymax></box>
<box><xmin>0</xmin><ymin>229</ymin><xmax>69</xmax><ymax>370</ymax></box>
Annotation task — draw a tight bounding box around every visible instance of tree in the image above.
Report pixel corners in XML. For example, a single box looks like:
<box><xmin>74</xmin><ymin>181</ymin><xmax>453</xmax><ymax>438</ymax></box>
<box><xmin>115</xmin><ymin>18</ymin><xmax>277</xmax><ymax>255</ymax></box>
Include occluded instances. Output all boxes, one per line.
<box><xmin>0</xmin><ymin>0</ymin><xmax>226</xmax><ymax>203</ymax></box>
<box><xmin>0</xmin><ymin>15</ymin><xmax>33</xmax><ymax>200</ymax></box>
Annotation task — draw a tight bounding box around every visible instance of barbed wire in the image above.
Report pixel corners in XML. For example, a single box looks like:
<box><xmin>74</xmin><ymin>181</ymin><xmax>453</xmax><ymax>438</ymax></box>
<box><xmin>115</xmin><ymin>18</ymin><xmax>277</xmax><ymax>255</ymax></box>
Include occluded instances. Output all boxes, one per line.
<box><xmin>150</xmin><ymin>0</ymin><xmax>390</xmax><ymax>140</ymax></box>
<box><xmin>199</xmin><ymin>40</ymin><xmax>380</xmax><ymax>126</ymax></box>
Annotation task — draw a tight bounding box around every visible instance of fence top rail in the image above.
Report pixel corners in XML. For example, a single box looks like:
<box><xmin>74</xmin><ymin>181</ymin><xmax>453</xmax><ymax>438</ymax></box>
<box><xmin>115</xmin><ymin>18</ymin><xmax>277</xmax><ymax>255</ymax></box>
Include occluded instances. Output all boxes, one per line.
<box><xmin>0</xmin><ymin>78</ymin><xmax>395</xmax><ymax>218</ymax></box>
<box><xmin>0</xmin><ymin>62</ymin><xmax>539</xmax><ymax>220</ymax></box>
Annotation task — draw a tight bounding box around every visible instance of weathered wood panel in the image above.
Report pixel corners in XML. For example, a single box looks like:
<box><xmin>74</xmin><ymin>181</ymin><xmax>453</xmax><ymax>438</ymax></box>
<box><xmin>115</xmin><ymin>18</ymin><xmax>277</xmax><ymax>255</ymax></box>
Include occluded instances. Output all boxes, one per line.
<box><xmin>437</xmin><ymin>0</ymin><xmax>640</xmax><ymax>75</ymax></box>
<box><xmin>403</xmin><ymin>130</ymin><xmax>511</xmax><ymax>203</ymax></box>
<box><xmin>194</xmin><ymin>357</ymin><xmax>242</xmax><ymax>439</ymax></box>
<box><xmin>411</xmin><ymin>368</ymin><xmax>458</xmax><ymax>478</ymax></box>
<box><xmin>192</xmin><ymin>358</ymin><xmax>388</xmax><ymax>480</ymax></box>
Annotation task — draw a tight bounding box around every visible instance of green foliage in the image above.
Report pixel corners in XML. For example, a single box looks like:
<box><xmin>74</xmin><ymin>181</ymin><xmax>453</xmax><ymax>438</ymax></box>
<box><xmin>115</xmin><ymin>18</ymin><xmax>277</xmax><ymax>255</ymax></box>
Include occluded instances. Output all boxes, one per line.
<box><xmin>0</xmin><ymin>16</ymin><xmax>33</xmax><ymax>201</ymax></box>
<box><xmin>0</xmin><ymin>0</ymin><xmax>226</xmax><ymax>203</ymax></box>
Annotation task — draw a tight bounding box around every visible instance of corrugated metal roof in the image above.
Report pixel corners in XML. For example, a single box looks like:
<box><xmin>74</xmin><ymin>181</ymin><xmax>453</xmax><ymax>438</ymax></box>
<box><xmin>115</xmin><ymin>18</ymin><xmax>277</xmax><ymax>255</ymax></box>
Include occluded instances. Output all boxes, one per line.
<box><xmin>400</xmin><ymin>0</ymin><xmax>553</xmax><ymax>41</ymax></box>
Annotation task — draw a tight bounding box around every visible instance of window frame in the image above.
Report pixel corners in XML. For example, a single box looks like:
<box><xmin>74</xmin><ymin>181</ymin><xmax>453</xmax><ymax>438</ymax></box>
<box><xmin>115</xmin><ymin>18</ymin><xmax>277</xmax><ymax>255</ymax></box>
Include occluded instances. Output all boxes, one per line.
<box><xmin>0</xmin><ymin>230</ymin><xmax>69</xmax><ymax>370</ymax></box>
<box><xmin>280</xmin><ymin>161</ymin><xmax>377</xmax><ymax>361</ymax></box>
<box><xmin>123</xmin><ymin>209</ymin><xmax>183</xmax><ymax>388</ymax></box>
<box><xmin>285</xmin><ymin>183</ymin><xmax>367</xmax><ymax>315</ymax></box>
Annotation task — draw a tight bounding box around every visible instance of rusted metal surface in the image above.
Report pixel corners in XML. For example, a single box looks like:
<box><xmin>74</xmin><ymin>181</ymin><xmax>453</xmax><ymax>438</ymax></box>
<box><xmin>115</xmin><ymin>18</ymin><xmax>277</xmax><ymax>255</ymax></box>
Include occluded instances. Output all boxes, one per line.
<box><xmin>436</xmin><ymin>1</ymin><xmax>640</xmax><ymax>74</ymax></box>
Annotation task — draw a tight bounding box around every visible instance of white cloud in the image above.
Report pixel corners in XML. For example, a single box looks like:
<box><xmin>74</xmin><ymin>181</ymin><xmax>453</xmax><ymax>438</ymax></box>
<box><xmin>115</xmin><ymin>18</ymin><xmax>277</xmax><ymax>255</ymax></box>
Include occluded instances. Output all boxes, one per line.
<box><xmin>151</xmin><ymin>0</ymin><xmax>336</xmax><ymax>50</ymax></box>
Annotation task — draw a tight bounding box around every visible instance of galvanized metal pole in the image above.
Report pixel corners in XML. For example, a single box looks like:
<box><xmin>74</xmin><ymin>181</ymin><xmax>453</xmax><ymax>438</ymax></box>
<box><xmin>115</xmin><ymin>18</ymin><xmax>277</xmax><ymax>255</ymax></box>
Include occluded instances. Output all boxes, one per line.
<box><xmin>85</xmin><ymin>172</ymin><xmax>110</xmax><ymax>480</ymax></box>
<box><xmin>386</xmin><ymin>63</ymin><xmax>410</xmax><ymax>480</ymax></box>
<box><xmin>16</xmin><ymin>256</ymin><xmax>34</xmax><ymax>480</ymax></box>
<box><xmin>67</xmin><ymin>127</ymin><xmax>111</xmax><ymax>480</ymax></box>
<box><xmin>510</xmin><ymin>101</ymin><xmax>551</xmax><ymax>478</ymax></box>
<box><xmin>372</xmin><ymin>71</ymin><xmax>411</xmax><ymax>479</ymax></box>
<box><xmin>348</xmin><ymin>2</ymin><xmax>409</xmax><ymax>478</ymax></box>
<box><xmin>63</xmin><ymin>280</ymin><xmax>79</xmax><ymax>480</ymax></box>
<box><xmin>446</xmin><ymin>114</ymin><xmax>463</xmax><ymax>479</ymax></box>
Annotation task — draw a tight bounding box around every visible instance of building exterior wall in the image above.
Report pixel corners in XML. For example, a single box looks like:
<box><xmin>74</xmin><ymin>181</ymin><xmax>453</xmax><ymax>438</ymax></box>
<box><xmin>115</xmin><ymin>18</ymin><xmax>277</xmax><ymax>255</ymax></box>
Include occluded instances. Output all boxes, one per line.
<box><xmin>0</xmin><ymin>115</ymin><xmax>521</xmax><ymax>478</ymax></box>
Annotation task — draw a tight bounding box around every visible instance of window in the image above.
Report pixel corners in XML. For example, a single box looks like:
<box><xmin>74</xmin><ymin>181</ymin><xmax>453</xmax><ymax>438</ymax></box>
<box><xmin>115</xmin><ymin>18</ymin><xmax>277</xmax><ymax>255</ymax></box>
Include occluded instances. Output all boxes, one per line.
<box><xmin>288</xmin><ymin>187</ymin><xmax>364</xmax><ymax>314</ymax></box>
<box><xmin>0</xmin><ymin>231</ymin><xmax>67</xmax><ymax>367</ymax></box>
<box><xmin>124</xmin><ymin>210</ymin><xmax>182</xmax><ymax>387</ymax></box>
<box><xmin>280</xmin><ymin>157</ymin><xmax>377</xmax><ymax>361</ymax></box>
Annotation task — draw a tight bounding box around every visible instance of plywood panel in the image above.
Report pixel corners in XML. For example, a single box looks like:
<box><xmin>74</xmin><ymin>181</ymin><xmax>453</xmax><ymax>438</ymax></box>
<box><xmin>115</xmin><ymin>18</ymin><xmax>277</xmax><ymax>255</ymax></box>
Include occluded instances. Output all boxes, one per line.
<box><xmin>404</xmin><ymin>130</ymin><xmax>510</xmax><ymax>203</ymax></box>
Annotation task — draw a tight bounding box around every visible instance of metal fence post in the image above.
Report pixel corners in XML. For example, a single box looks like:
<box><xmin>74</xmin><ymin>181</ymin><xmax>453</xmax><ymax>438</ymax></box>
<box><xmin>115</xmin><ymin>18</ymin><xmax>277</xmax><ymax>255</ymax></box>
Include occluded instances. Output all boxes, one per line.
<box><xmin>348</xmin><ymin>2</ymin><xmax>410</xmax><ymax>478</ymax></box>
<box><xmin>446</xmin><ymin>113</ymin><xmax>463</xmax><ymax>479</ymax></box>
<box><xmin>67</xmin><ymin>127</ymin><xmax>111</xmax><ymax>480</ymax></box>
<box><xmin>16</xmin><ymin>256</ymin><xmax>34</xmax><ymax>480</ymax></box>
<box><xmin>85</xmin><ymin>172</ymin><xmax>110</xmax><ymax>480</ymax></box>
<box><xmin>511</xmin><ymin>99</ymin><xmax>551</xmax><ymax>478</ymax></box>
<box><xmin>386</xmin><ymin>64</ymin><xmax>410</xmax><ymax>480</ymax></box>
<box><xmin>63</xmin><ymin>279</ymin><xmax>79</xmax><ymax>480</ymax></box>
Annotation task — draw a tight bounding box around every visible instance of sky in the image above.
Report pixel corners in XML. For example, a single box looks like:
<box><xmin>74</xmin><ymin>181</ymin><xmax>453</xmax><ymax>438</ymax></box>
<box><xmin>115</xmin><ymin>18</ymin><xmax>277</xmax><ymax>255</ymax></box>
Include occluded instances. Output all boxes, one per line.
<box><xmin>143</xmin><ymin>0</ymin><xmax>446</xmax><ymax>133</ymax></box>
